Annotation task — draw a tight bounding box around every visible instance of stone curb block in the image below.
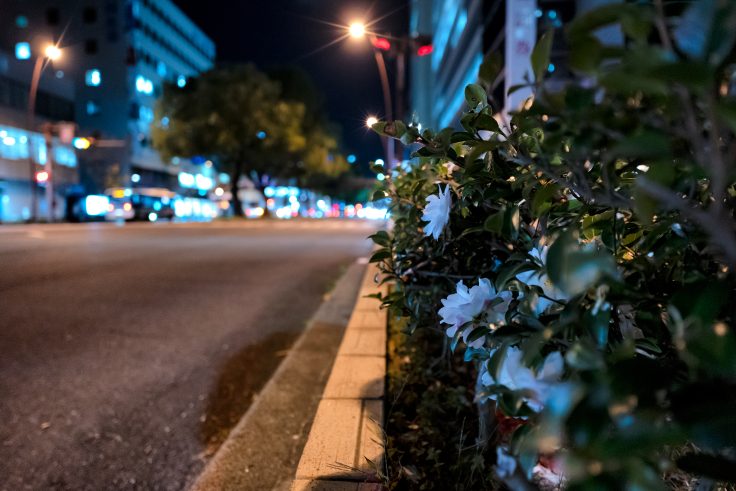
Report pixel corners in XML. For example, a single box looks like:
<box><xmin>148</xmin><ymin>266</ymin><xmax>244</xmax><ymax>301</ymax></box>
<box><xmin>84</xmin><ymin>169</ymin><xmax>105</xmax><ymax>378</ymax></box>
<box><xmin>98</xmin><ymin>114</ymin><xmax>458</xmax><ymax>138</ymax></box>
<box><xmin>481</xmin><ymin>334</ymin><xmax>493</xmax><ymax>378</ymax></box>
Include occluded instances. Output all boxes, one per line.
<box><xmin>292</xmin><ymin>264</ymin><xmax>387</xmax><ymax>490</ymax></box>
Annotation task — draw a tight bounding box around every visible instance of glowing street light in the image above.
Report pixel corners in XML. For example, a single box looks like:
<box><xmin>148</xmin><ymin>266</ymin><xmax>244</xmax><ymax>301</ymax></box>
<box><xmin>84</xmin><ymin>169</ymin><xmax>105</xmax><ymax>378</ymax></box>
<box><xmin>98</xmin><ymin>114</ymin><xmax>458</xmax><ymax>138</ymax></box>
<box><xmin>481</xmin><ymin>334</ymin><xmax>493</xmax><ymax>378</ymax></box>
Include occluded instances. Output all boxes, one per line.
<box><xmin>44</xmin><ymin>44</ymin><xmax>62</xmax><ymax>61</ymax></box>
<box><xmin>348</xmin><ymin>22</ymin><xmax>366</xmax><ymax>39</ymax></box>
<box><xmin>366</xmin><ymin>116</ymin><xmax>378</xmax><ymax>128</ymax></box>
<box><xmin>27</xmin><ymin>42</ymin><xmax>63</xmax><ymax>222</ymax></box>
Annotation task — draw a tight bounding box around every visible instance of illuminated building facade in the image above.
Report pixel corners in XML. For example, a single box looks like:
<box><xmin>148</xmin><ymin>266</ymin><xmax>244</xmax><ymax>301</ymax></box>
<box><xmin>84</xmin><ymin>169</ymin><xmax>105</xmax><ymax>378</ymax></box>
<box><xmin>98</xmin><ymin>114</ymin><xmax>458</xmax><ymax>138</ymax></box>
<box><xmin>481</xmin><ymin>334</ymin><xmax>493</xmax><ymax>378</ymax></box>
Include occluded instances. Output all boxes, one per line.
<box><xmin>0</xmin><ymin>0</ymin><xmax>216</xmax><ymax>211</ymax></box>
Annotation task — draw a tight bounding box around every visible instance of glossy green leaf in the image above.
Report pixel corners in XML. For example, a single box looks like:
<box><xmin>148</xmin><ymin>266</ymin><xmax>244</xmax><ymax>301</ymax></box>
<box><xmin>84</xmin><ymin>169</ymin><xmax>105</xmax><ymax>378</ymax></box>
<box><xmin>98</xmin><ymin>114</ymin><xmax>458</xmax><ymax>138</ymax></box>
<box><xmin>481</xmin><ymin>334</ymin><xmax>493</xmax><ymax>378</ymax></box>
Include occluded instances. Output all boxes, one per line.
<box><xmin>531</xmin><ymin>31</ymin><xmax>554</xmax><ymax>83</ymax></box>
<box><xmin>464</xmin><ymin>83</ymin><xmax>487</xmax><ymax>109</ymax></box>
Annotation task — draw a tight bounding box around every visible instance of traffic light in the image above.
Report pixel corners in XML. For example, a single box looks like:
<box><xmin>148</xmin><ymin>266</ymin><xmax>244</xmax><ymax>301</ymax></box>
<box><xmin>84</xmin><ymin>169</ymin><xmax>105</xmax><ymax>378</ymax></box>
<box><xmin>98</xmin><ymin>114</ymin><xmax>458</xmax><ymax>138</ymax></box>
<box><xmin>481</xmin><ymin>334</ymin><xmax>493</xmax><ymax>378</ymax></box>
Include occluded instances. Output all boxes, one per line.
<box><xmin>371</xmin><ymin>37</ymin><xmax>391</xmax><ymax>51</ymax></box>
<box><xmin>417</xmin><ymin>44</ymin><xmax>433</xmax><ymax>56</ymax></box>
<box><xmin>413</xmin><ymin>34</ymin><xmax>433</xmax><ymax>57</ymax></box>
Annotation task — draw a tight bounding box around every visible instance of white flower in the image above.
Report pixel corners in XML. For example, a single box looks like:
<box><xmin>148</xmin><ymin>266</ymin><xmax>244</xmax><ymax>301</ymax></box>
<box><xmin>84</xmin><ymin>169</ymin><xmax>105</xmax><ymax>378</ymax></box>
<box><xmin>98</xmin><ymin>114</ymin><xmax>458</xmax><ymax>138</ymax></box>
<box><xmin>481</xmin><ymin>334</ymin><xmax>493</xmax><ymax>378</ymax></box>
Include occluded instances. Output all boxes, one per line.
<box><xmin>496</xmin><ymin>447</ymin><xmax>517</xmax><ymax>478</ymax></box>
<box><xmin>422</xmin><ymin>185</ymin><xmax>451</xmax><ymax>240</ymax></box>
<box><xmin>533</xmin><ymin>462</ymin><xmax>566</xmax><ymax>488</ymax></box>
<box><xmin>481</xmin><ymin>347</ymin><xmax>564</xmax><ymax>412</ymax></box>
<box><xmin>516</xmin><ymin>246</ymin><xmax>567</xmax><ymax>315</ymax></box>
<box><xmin>438</xmin><ymin>278</ymin><xmax>511</xmax><ymax>348</ymax></box>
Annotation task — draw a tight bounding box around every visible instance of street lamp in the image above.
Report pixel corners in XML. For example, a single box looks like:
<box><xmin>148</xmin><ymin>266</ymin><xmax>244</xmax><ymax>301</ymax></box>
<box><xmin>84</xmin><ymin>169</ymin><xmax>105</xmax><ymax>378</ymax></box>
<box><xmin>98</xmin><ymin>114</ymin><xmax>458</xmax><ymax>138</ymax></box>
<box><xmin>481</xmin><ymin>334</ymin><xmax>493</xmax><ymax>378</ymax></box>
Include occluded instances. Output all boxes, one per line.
<box><xmin>44</xmin><ymin>45</ymin><xmax>61</xmax><ymax>61</ymax></box>
<box><xmin>348</xmin><ymin>21</ymin><xmax>396</xmax><ymax>168</ymax></box>
<box><xmin>365</xmin><ymin>116</ymin><xmax>378</xmax><ymax>128</ymax></box>
<box><xmin>27</xmin><ymin>43</ymin><xmax>62</xmax><ymax>222</ymax></box>
<box><xmin>348</xmin><ymin>22</ymin><xmax>366</xmax><ymax>39</ymax></box>
<box><xmin>347</xmin><ymin>22</ymin><xmax>432</xmax><ymax>170</ymax></box>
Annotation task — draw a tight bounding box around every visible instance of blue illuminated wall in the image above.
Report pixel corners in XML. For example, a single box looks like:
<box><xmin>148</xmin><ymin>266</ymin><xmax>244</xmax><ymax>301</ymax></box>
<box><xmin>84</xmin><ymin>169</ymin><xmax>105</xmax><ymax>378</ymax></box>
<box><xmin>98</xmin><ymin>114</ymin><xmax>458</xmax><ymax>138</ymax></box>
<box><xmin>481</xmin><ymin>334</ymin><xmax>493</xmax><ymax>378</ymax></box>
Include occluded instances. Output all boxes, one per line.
<box><xmin>409</xmin><ymin>0</ymin><xmax>485</xmax><ymax>130</ymax></box>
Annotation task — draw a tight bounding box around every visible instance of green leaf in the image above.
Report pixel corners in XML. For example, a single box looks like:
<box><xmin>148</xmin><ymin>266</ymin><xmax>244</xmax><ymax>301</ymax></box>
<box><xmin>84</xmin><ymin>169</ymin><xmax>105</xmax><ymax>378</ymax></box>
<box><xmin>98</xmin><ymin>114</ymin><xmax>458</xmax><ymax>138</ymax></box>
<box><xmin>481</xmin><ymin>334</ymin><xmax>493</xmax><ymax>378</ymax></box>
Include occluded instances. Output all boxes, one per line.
<box><xmin>715</xmin><ymin>101</ymin><xmax>736</xmax><ymax>134</ymax></box>
<box><xmin>583</xmin><ymin>305</ymin><xmax>611</xmax><ymax>348</ymax></box>
<box><xmin>466</xmin><ymin>326</ymin><xmax>489</xmax><ymax>343</ymax></box>
<box><xmin>504</xmin><ymin>206</ymin><xmax>520</xmax><ymax>241</ymax></box>
<box><xmin>650</xmin><ymin>62</ymin><xmax>713</xmax><ymax>91</ymax></box>
<box><xmin>567</xmin><ymin>3</ymin><xmax>639</xmax><ymax>41</ymax></box>
<box><xmin>600</xmin><ymin>72</ymin><xmax>668</xmax><ymax>95</ymax></box>
<box><xmin>546</xmin><ymin>231</ymin><xmax>618</xmax><ymax>297</ymax></box>
<box><xmin>475</xmin><ymin>113</ymin><xmax>502</xmax><ymax>133</ymax></box>
<box><xmin>464</xmin><ymin>83</ymin><xmax>487</xmax><ymax>109</ymax></box>
<box><xmin>531</xmin><ymin>30</ymin><xmax>554</xmax><ymax>83</ymax></box>
<box><xmin>531</xmin><ymin>183</ymin><xmax>559</xmax><ymax>216</ymax></box>
<box><xmin>609</xmin><ymin>131</ymin><xmax>672</xmax><ymax>160</ymax></box>
<box><xmin>371</xmin><ymin>189</ymin><xmax>387</xmax><ymax>202</ymax></box>
<box><xmin>495</xmin><ymin>261</ymin><xmax>537</xmax><ymax>291</ymax></box>
<box><xmin>369</xmin><ymin>249</ymin><xmax>391</xmax><ymax>263</ymax></box>
<box><xmin>483</xmin><ymin>206</ymin><xmax>519</xmax><ymax>240</ymax></box>
<box><xmin>565</xmin><ymin>341</ymin><xmax>605</xmax><ymax>370</ymax></box>
<box><xmin>369</xmin><ymin>230</ymin><xmax>391</xmax><ymax>247</ymax></box>
<box><xmin>674</xmin><ymin>0</ymin><xmax>736</xmax><ymax>65</ymax></box>
<box><xmin>569</xmin><ymin>35</ymin><xmax>603</xmax><ymax>73</ymax></box>
<box><xmin>464</xmin><ymin>140</ymin><xmax>498</xmax><ymax>165</ymax></box>
<box><xmin>479</xmin><ymin>52</ymin><xmax>503</xmax><ymax>86</ymax></box>
<box><xmin>484</xmin><ymin>209</ymin><xmax>504</xmax><ymax>234</ymax></box>
<box><xmin>582</xmin><ymin>210</ymin><xmax>615</xmax><ymax>240</ymax></box>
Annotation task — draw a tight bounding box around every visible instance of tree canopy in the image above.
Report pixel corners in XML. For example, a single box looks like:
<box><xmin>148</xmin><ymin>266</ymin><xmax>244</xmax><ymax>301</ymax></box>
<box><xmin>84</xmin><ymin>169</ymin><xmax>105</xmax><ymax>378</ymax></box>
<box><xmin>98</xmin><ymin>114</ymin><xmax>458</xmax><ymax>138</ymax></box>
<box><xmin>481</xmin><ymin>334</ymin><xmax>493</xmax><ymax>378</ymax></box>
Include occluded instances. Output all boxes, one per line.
<box><xmin>153</xmin><ymin>64</ymin><xmax>349</xmax><ymax>214</ymax></box>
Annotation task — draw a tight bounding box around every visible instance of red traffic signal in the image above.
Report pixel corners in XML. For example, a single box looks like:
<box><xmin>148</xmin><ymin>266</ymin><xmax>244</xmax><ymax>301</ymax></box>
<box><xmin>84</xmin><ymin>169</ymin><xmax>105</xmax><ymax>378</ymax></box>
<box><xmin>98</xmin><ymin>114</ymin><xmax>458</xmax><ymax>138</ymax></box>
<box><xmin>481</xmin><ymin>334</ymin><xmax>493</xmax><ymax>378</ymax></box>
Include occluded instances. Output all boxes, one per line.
<box><xmin>36</xmin><ymin>171</ymin><xmax>49</xmax><ymax>183</ymax></box>
<box><xmin>417</xmin><ymin>44</ymin><xmax>433</xmax><ymax>56</ymax></box>
<box><xmin>371</xmin><ymin>37</ymin><xmax>391</xmax><ymax>51</ymax></box>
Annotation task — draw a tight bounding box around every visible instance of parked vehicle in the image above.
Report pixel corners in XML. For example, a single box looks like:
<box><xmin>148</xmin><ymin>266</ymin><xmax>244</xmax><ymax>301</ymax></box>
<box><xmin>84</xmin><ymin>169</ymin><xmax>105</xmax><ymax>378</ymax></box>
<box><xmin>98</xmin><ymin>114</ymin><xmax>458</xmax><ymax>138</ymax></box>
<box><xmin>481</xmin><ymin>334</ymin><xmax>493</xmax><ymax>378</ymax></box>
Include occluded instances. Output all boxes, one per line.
<box><xmin>105</xmin><ymin>187</ymin><xmax>176</xmax><ymax>221</ymax></box>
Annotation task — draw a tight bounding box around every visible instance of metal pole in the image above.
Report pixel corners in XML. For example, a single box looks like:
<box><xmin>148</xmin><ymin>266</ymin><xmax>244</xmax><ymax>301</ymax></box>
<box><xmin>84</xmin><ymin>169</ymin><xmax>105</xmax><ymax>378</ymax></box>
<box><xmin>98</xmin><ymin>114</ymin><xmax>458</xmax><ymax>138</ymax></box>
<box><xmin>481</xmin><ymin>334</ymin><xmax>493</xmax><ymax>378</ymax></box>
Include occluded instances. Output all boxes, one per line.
<box><xmin>43</xmin><ymin>125</ymin><xmax>54</xmax><ymax>223</ymax></box>
<box><xmin>27</xmin><ymin>56</ymin><xmax>45</xmax><ymax>223</ymax></box>
<box><xmin>373</xmin><ymin>50</ymin><xmax>394</xmax><ymax>169</ymax></box>
<box><xmin>395</xmin><ymin>47</ymin><xmax>406</xmax><ymax>165</ymax></box>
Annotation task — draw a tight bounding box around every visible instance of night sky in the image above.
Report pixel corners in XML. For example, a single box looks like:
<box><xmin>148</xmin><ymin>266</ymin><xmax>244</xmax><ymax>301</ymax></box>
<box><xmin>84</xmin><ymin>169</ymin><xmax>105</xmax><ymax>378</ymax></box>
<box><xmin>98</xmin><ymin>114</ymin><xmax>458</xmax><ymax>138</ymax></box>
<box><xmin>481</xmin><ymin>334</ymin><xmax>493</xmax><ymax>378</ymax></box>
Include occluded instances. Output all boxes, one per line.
<box><xmin>175</xmin><ymin>0</ymin><xmax>409</xmax><ymax>168</ymax></box>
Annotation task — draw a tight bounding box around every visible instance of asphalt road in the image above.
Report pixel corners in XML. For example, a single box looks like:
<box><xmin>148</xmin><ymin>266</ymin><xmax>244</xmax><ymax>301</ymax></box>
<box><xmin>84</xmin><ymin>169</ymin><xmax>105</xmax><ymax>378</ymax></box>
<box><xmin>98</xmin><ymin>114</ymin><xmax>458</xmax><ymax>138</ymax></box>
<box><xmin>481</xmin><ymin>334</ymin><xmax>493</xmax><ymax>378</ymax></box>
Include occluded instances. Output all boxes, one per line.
<box><xmin>0</xmin><ymin>219</ymin><xmax>377</xmax><ymax>491</ymax></box>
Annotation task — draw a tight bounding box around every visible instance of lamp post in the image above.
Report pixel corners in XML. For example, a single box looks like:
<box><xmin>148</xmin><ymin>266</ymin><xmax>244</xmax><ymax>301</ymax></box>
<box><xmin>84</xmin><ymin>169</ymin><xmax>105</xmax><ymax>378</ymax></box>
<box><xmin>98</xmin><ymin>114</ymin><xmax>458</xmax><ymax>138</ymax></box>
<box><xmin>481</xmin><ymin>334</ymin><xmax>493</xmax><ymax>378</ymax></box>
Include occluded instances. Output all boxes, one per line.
<box><xmin>27</xmin><ymin>43</ymin><xmax>62</xmax><ymax>223</ymax></box>
<box><xmin>347</xmin><ymin>23</ymin><xmax>432</xmax><ymax>170</ymax></box>
<box><xmin>349</xmin><ymin>23</ymin><xmax>395</xmax><ymax>168</ymax></box>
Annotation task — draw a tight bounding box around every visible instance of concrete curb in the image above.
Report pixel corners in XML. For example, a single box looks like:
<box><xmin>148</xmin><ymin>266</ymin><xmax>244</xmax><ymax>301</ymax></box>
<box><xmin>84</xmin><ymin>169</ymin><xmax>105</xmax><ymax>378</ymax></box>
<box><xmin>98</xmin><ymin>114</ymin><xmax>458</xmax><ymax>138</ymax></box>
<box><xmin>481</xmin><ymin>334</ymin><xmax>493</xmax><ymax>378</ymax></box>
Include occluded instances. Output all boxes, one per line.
<box><xmin>188</xmin><ymin>259</ymin><xmax>370</xmax><ymax>491</ymax></box>
<box><xmin>291</xmin><ymin>263</ymin><xmax>388</xmax><ymax>490</ymax></box>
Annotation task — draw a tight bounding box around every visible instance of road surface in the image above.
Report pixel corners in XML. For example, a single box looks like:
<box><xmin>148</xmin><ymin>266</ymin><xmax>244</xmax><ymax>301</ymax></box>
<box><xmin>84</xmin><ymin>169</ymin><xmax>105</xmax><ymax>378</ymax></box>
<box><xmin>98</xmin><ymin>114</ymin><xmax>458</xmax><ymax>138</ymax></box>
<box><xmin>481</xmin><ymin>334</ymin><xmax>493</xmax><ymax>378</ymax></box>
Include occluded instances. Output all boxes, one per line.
<box><xmin>0</xmin><ymin>220</ymin><xmax>377</xmax><ymax>491</ymax></box>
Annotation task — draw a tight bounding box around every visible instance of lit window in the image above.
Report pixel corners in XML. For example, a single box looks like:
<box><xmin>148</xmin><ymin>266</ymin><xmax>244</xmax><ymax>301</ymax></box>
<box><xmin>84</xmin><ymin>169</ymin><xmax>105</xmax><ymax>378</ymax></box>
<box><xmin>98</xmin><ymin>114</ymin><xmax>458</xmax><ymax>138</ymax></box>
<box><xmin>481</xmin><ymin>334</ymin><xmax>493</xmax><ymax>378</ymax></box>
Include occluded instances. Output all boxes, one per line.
<box><xmin>135</xmin><ymin>75</ymin><xmax>154</xmax><ymax>95</ymax></box>
<box><xmin>138</xmin><ymin>105</ymin><xmax>154</xmax><ymax>122</ymax></box>
<box><xmin>177</xmin><ymin>75</ymin><xmax>186</xmax><ymax>88</ymax></box>
<box><xmin>85</xmin><ymin>69</ymin><xmax>102</xmax><ymax>86</ymax></box>
<box><xmin>15</xmin><ymin>15</ymin><xmax>28</xmax><ymax>28</ymax></box>
<box><xmin>15</xmin><ymin>42</ymin><xmax>31</xmax><ymax>60</ymax></box>
<box><xmin>86</xmin><ymin>101</ymin><xmax>101</xmax><ymax>115</ymax></box>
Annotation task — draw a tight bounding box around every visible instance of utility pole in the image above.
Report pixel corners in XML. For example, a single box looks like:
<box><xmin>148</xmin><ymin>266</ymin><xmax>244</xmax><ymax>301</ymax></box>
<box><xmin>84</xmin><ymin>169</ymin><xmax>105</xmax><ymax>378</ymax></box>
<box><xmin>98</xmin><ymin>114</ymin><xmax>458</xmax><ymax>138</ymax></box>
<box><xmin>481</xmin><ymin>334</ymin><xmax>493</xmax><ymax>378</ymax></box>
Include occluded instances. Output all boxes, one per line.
<box><xmin>42</xmin><ymin>124</ymin><xmax>55</xmax><ymax>223</ymax></box>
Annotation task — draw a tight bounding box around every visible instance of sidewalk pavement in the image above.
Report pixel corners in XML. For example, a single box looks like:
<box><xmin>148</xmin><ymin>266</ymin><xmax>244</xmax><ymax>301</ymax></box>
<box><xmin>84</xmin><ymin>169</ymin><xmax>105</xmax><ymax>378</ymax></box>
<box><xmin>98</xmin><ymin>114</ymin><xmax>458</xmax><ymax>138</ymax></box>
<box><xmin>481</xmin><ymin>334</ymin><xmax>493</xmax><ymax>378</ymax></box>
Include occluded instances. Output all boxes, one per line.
<box><xmin>188</xmin><ymin>259</ymin><xmax>368</xmax><ymax>491</ymax></box>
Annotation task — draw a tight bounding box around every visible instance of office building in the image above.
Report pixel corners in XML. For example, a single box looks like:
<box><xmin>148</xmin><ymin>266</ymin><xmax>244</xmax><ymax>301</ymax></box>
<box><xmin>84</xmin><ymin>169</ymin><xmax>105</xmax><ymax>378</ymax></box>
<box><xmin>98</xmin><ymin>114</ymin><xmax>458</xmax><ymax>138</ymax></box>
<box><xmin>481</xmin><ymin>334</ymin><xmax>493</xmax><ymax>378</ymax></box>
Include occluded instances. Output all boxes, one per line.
<box><xmin>409</xmin><ymin>0</ymin><xmax>615</xmax><ymax>130</ymax></box>
<box><xmin>0</xmin><ymin>0</ymin><xmax>217</xmax><ymax>221</ymax></box>
<box><xmin>0</xmin><ymin>47</ymin><xmax>78</xmax><ymax>222</ymax></box>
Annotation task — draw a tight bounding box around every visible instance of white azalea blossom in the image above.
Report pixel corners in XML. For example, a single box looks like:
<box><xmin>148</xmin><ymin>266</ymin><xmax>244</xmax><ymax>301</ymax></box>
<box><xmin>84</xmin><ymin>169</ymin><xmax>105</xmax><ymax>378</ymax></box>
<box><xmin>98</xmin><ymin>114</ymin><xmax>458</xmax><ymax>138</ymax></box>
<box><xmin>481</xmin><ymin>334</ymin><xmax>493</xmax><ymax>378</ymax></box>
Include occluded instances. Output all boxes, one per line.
<box><xmin>438</xmin><ymin>278</ymin><xmax>511</xmax><ymax>349</ymax></box>
<box><xmin>421</xmin><ymin>185</ymin><xmax>452</xmax><ymax>240</ymax></box>
<box><xmin>496</xmin><ymin>447</ymin><xmax>517</xmax><ymax>478</ymax></box>
<box><xmin>481</xmin><ymin>347</ymin><xmax>564</xmax><ymax>412</ymax></box>
<box><xmin>516</xmin><ymin>246</ymin><xmax>568</xmax><ymax>315</ymax></box>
